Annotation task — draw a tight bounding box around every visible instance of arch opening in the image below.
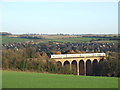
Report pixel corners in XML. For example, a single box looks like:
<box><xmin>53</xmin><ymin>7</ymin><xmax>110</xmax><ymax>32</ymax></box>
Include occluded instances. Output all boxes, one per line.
<box><xmin>92</xmin><ymin>59</ymin><xmax>100</xmax><ymax>76</ymax></box>
<box><xmin>99</xmin><ymin>58</ymin><xmax>104</xmax><ymax>76</ymax></box>
<box><xmin>86</xmin><ymin>59</ymin><xmax>92</xmax><ymax>76</ymax></box>
<box><xmin>56</xmin><ymin>61</ymin><xmax>62</xmax><ymax>73</ymax></box>
<box><xmin>71</xmin><ymin>60</ymin><xmax>77</xmax><ymax>75</ymax></box>
<box><xmin>63</xmin><ymin>61</ymin><xmax>70</xmax><ymax>74</ymax></box>
<box><xmin>79</xmin><ymin>60</ymin><xmax>84</xmax><ymax>75</ymax></box>
<box><xmin>99</xmin><ymin>58</ymin><xmax>104</xmax><ymax>63</ymax></box>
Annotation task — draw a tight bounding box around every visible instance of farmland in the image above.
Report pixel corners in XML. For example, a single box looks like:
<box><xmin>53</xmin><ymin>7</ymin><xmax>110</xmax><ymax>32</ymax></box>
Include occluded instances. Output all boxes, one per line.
<box><xmin>1</xmin><ymin>36</ymin><xmax>36</xmax><ymax>43</ymax></box>
<box><xmin>2</xmin><ymin>71</ymin><xmax>118</xmax><ymax>88</ymax></box>
<box><xmin>1</xmin><ymin>36</ymin><xmax>118</xmax><ymax>44</ymax></box>
<box><xmin>1</xmin><ymin>36</ymin><xmax>96</xmax><ymax>44</ymax></box>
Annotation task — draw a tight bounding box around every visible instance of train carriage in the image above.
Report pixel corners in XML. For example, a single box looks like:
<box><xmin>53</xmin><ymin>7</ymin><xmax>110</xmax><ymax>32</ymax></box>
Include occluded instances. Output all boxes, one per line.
<box><xmin>66</xmin><ymin>54</ymin><xmax>80</xmax><ymax>58</ymax></box>
<box><xmin>93</xmin><ymin>53</ymin><xmax>105</xmax><ymax>57</ymax></box>
<box><xmin>51</xmin><ymin>53</ymin><xmax>106</xmax><ymax>58</ymax></box>
<box><xmin>80</xmin><ymin>53</ymin><xmax>93</xmax><ymax>57</ymax></box>
<box><xmin>51</xmin><ymin>54</ymin><xmax>66</xmax><ymax>58</ymax></box>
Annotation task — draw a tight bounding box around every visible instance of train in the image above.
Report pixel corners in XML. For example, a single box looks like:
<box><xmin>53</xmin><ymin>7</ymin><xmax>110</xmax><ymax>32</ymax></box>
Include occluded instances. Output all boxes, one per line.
<box><xmin>51</xmin><ymin>53</ymin><xmax>106</xmax><ymax>59</ymax></box>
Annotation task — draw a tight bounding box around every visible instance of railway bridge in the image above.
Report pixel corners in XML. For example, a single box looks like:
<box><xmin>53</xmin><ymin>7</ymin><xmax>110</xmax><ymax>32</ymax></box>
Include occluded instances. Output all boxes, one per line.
<box><xmin>51</xmin><ymin>53</ymin><xmax>106</xmax><ymax>76</ymax></box>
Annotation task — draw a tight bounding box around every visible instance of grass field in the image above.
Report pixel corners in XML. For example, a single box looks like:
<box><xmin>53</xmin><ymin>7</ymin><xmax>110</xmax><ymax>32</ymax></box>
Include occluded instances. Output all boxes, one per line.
<box><xmin>2</xmin><ymin>71</ymin><xmax>118</xmax><ymax>88</ymax></box>
<box><xmin>1</xmin><ymin>36</ymin><xmax>118</xmax><ymax>44</ymax></box>
<box><xmin>1</xmin><ymin>36</ymin><xmax>96</xmax><ymax>44</ymax></box>
<box><xmin>47</xmin><ymin>37</ymin><xmax>95</xmax><ymax>43</ymax></box>
<box><xmin>1</xmin><ymin>36</ymin><xmax>35</xmax><ymax>43</ymax></box>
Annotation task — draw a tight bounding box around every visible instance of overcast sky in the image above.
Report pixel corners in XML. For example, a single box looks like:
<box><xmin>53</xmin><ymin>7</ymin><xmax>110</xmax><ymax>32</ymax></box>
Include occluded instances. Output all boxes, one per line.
<box><xmin>1</xmin><ymin>1</ymin><xmax>118</xmax><ymax>34</ymax></box>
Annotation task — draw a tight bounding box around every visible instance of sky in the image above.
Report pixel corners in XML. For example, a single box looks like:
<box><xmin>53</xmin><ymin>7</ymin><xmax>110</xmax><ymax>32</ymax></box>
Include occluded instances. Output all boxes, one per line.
<box><xmin>0</xmin><ymin>1</ymin><xmax>118</xmax><ymax>34</ymax></box>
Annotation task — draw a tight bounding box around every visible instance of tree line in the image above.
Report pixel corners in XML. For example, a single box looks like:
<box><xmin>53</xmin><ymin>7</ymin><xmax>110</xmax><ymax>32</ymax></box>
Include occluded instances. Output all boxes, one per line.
<box><xmin>2</xmin><ymin>47</ymin><xmax>120</xmax><ymax>77</ymax></box>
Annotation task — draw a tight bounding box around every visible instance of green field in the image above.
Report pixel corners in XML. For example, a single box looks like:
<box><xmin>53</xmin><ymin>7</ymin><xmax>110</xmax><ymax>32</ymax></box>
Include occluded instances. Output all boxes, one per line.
<box><xmin>1</xmin><ymin>36</ymin><xmax>34</xmax><ymax>43</ymax></box>
<box><xmin>1</xmin><ymin>36</ymin><xmax>118</xmax><ymax>44</ymax></box>
<box><xmin>2</xmin><ymin>71</ymin><xmax>118</xmax><ymax>88</ymax></box>
<box><xmin>47</xmin><ymin>37</ymin><xmax>95</xmax><ymax>43</ymax></box>
<box><xmin>1</xmin><ymin>36</ymin><xmax>96</xmax><ymax>44</ymax></box>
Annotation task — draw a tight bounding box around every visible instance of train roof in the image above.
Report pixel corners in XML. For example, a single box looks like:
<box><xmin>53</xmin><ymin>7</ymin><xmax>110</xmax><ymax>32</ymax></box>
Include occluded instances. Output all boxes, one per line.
<box><xmin>51</xmin><ymin>53</ymin><xmax>105</xmax><ymax>56</ymax></box>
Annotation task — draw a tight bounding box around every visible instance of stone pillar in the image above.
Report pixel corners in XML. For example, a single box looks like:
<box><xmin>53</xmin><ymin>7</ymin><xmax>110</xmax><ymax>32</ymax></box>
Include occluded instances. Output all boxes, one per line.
<box><xmin>84</xmin><ymin>61</ymin><xmax>86</xmax><ymax>76</ymax></box>
<box><xmin>70</xmin><ymin>62</ymin><xmax>72</xmax><ymax>71</ymax></box>
<box><xmin>62</xmin><ymin>62</ymin><xmax>64</xmax><ymax>67</ymax></box>
<box><xmin>77</xmin><ymin>62</ymin><xmax>79</xmax><ymax>75</ymax></box>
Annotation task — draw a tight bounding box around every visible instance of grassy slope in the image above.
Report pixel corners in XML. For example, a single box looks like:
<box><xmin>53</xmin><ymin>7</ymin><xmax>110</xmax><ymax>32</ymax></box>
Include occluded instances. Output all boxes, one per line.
<box><xmin>2</xmin><ymin>71</ymin><xmax>118</xmax><ymax>88</ymax></box>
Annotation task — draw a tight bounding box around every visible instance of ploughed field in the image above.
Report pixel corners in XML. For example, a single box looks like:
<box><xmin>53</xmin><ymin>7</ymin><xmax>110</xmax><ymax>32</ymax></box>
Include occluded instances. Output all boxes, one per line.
<box><xmin>2</xmin><ymin>71</ymin><xmax>118</xmax><ymax>88</ymax></box>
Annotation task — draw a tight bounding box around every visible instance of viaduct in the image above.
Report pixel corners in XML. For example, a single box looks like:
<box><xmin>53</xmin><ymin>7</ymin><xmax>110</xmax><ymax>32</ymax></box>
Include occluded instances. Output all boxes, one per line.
<box><xmin>51</xmin><ymin>53</ymin><xmax>106</xmax><ymax>76</ymax></box>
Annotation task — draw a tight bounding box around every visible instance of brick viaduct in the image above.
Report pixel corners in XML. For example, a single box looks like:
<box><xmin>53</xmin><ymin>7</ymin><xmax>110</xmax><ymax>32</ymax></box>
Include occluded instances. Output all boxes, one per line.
<box><xmin>52</xmin><ymin>56</ymin><xmax>106</xmax><ymax>76</ymax></box>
